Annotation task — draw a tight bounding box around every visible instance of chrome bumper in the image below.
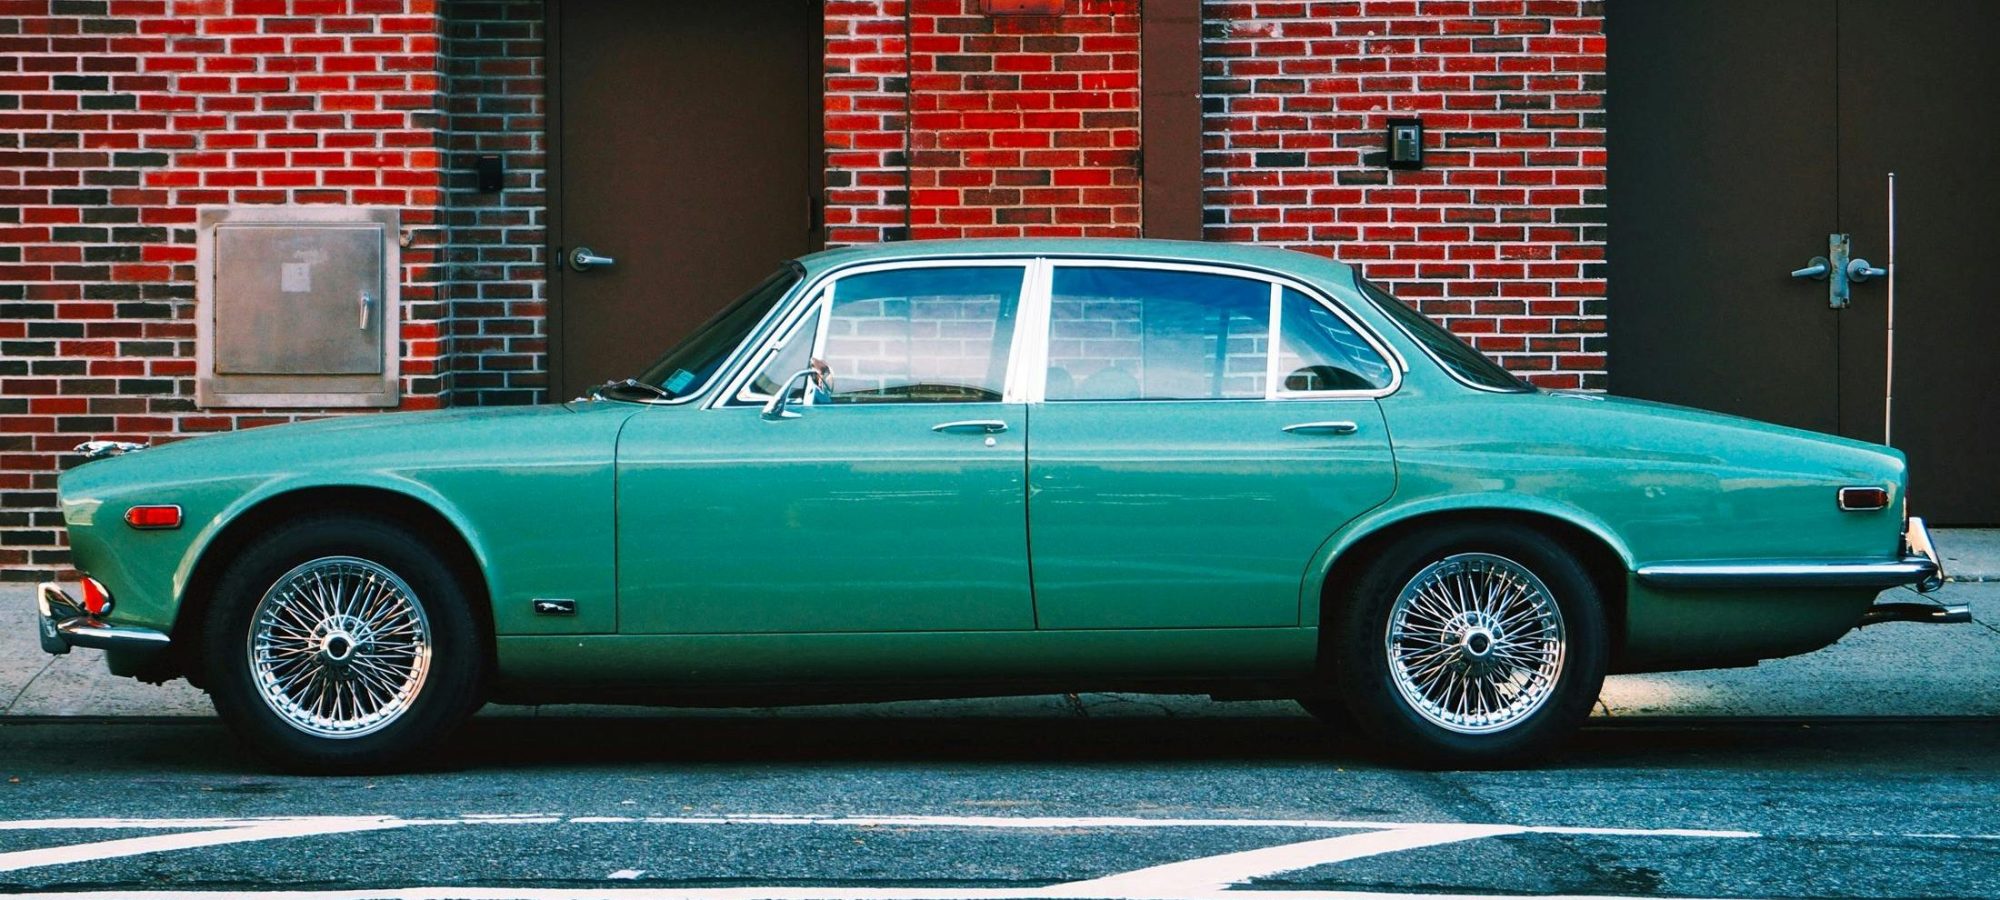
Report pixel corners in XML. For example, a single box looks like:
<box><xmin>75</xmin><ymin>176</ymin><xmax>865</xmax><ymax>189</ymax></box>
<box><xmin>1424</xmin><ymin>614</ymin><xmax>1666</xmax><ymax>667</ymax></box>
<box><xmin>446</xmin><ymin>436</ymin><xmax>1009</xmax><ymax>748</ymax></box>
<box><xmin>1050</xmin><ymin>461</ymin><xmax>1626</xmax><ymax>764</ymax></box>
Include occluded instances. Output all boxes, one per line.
<box><xmin>35</xmin><ymin>582</ymin><xmax>172</xmax><ymax>656</ymax></box>
<box><xmin>1634</xmin><ymin>516</ymin><xmax>1946</xmax><ymax>593</ymax></box>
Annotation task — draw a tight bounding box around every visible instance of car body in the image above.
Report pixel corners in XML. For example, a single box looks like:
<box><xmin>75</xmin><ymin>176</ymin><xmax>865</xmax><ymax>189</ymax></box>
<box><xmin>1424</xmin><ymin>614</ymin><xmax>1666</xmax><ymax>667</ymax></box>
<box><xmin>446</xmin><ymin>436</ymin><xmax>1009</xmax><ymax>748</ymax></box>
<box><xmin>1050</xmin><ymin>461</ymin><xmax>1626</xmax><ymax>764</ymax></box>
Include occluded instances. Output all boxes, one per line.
<box><xmin>37</xmin><ymin>238</ymin><xmax>1950</xmax><ymax>768</ymax></box>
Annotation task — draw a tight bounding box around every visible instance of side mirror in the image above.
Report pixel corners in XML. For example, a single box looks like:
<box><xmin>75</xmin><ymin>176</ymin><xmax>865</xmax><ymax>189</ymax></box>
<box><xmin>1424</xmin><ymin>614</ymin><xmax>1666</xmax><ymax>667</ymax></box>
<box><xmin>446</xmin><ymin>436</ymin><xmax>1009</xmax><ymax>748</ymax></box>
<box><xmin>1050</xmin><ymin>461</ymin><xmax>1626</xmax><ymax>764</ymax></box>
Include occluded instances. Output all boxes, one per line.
<box><xmin>761</xmin><ymin>358</ymin><xmax>831</xmax><ymax>420</ymax></box>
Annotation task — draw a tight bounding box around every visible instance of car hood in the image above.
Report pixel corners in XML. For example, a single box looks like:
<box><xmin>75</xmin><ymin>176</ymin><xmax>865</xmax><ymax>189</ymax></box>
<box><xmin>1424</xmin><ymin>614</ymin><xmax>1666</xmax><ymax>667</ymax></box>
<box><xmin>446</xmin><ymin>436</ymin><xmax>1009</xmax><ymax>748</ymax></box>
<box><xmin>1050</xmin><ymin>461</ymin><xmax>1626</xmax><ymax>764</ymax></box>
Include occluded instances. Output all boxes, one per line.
<box><xmin>60</xmin><ymin>401</ymin><xmax>633</xmax><ymax>495</ymax></box>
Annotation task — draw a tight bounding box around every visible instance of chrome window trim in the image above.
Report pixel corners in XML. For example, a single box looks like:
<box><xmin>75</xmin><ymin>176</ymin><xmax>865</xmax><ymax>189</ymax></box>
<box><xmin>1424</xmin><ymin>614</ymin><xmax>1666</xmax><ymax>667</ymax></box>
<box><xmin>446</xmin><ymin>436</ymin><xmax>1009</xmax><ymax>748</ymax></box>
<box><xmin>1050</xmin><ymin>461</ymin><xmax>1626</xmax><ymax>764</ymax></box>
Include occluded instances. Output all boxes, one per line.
<box><xmin>1634</xmin><ymin>558</ymin><xmax>1940</xmax><ymax>590</ymax></box>
<box><xmin>707</xmin><ymin>258</ymin><xmax>1039</xmax><ymax>410</ymax></box>
<box><xmin>688</xmin><ymin>250</ymin><xmax>1410</xmax><ymax>411</ymax></box>
<box><xmin>1032</xmin><ymin>258</ymin><xmax>1403</xmax><ymax>403</ymax></box>
<box><xmin>729</xmin><ymin>283</ymin><xmax>829</xmax><ymax>406</ymax></box>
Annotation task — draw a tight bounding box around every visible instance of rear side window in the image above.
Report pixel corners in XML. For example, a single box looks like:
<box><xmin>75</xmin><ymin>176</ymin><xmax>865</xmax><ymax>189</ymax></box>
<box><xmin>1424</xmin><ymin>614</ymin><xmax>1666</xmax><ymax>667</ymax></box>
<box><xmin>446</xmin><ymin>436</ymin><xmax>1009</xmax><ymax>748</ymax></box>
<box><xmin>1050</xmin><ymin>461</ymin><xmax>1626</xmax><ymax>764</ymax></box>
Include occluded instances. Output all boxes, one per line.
<box><xmin>1045</xmin><ymin>267</ymin><xmax>1271</xmax><ymax>401</ymax></box>
<box><xmin>1276</xmin><ymin>288</ymin><xmax>1394</xmax><ymax>392</ymax></box>
<box><xmin>1358</xmin><ymin>278</ymin><xmax>1531</xmax><ymax>393</ymax></box>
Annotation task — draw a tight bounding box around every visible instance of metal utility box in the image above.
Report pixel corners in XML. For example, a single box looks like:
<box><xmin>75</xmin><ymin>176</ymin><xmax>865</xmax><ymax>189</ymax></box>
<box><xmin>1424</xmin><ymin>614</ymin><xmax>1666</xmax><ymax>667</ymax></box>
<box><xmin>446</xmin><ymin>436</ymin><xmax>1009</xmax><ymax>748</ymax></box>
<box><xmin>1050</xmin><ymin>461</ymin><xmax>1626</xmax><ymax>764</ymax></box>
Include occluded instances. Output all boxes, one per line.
<box><xmin>197</xmin><ymin>207</ymin><xmax>401</xmax><ymax>408</ymax></box>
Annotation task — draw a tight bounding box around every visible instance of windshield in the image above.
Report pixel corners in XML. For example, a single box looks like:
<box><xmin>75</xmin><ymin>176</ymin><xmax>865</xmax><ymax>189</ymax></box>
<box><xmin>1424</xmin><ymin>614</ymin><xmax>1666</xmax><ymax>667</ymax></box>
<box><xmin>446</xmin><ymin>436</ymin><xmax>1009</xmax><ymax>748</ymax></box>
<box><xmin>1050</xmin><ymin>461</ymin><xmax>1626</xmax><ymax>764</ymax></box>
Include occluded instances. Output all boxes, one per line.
<box><xmin>1356</xmin><ymin>278</ymin><xmax>1533</xmax><ymax>393</ymax></box>
<box><xmin>633</xmin><ymin>265</ymin><xmax>802</xmax><ymax>399</ymax></box>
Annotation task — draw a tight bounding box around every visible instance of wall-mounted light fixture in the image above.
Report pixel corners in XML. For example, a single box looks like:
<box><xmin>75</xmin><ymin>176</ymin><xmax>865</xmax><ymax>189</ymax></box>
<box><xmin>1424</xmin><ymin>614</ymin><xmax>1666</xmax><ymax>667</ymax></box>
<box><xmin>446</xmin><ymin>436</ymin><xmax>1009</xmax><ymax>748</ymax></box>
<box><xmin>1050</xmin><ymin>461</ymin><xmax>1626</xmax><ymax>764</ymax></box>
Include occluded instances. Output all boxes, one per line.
<box><xmin>1386</xmin><ymin>118</ymin><xmax>1424</xmax><ymax>170</ymax></box>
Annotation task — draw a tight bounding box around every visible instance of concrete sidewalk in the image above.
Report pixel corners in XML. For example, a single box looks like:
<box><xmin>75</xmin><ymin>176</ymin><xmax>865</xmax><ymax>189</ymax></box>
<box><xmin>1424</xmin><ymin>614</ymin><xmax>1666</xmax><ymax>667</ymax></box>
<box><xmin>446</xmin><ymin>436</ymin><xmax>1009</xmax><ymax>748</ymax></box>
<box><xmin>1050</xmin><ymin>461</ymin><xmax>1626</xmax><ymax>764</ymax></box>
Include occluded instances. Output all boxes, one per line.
<box><xmin>7</xmin><ymin>531</ymin><xmax>1998</xmax><ymax>721</ymax></box>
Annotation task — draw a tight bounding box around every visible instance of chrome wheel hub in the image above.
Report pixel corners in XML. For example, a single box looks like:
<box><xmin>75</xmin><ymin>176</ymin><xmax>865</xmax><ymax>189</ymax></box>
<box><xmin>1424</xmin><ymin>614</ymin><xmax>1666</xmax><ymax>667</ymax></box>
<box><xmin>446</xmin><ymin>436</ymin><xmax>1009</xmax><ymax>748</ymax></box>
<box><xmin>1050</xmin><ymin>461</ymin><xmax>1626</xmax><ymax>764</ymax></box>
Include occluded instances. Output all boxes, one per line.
<box><xmin>1385</xmin><ymin>553</ymin><xmax>1565</xmax><ymax>735</ymax></box>
<box><xmin>247</xmin><ymin>556</ymin><xmax>432</xmax><ymax>739</ymax></box>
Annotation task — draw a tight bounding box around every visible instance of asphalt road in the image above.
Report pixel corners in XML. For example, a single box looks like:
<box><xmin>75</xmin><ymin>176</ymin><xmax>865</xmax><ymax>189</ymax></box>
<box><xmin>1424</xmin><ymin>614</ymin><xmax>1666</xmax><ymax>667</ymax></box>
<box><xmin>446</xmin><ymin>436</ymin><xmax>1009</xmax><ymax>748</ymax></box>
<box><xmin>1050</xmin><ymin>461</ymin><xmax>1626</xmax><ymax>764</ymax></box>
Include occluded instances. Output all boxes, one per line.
<box><xmin>0</xmin><ymin>712</ymin><xmax>1996</xmax><ymax>899</ymax></box>
<box><xmin>2</xmin><ymin>579</ymin><xmax>1996</xmax><ymax>898</ymax></box>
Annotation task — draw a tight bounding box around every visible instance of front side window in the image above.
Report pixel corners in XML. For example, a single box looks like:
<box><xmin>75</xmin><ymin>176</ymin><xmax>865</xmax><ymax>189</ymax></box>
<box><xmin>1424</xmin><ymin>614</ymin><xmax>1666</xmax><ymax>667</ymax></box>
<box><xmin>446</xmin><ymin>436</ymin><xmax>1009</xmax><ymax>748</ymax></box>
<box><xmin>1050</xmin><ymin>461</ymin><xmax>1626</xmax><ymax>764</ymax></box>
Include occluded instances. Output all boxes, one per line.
<box><xmin>1276</xmin><ymin>287</ymin><xmax>1394</xmax><ymax>393</ymax></box>
<box><xmin>1045</xmin><ymin>267</ymin><xmax>1271</xmax><ymax>401</ymax></box>
<box><xmin>745</xmin><ymin>265</ymin><xmax>1026</xmax><ymax>404</ymax></box>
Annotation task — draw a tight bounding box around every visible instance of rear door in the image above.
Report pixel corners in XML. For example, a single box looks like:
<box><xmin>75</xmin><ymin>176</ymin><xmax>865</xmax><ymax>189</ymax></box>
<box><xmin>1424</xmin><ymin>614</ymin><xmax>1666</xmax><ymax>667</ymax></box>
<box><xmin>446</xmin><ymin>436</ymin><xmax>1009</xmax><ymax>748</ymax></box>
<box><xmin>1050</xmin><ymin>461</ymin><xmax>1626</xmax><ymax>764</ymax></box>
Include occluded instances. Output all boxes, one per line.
<box><xmin>1026</xmin><ymin>263</ymin><xmax>1400</xmax><ymax>629</ymax></box>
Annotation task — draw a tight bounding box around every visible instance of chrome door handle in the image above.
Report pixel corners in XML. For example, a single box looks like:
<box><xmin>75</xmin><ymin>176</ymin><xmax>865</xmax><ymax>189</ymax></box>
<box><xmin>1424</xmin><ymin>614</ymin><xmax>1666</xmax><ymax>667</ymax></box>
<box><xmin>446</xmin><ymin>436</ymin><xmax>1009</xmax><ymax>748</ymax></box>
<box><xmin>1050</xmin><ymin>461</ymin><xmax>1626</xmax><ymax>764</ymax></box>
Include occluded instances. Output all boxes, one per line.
<box><xmin>357</xmin><ymin>289</ymin><xmax>372</xmax><ymax>330</ymax></box>
<box><xmin>1847</xmin><ymin>257</ymin><xmax>1886</xmax><ymax>282</ymax></box>
<box><xmin>932</xmin><ymin>420</ymin><xmax>1008</xmax><ymax>434</ymax></box>
<box><xmin>1282</xmin><ymin>421</ymin><xmax>1358</xmax><ymax>436</ymax></box>
<box><xmin>1790</xmin><ymin>257</ymin><xmax>1830</xmax><ymax>281</ymax></box>
<box><xmin>568</xmin><ymin>246</ymin><xmax>616</xmax><ymax>272</ymax></box>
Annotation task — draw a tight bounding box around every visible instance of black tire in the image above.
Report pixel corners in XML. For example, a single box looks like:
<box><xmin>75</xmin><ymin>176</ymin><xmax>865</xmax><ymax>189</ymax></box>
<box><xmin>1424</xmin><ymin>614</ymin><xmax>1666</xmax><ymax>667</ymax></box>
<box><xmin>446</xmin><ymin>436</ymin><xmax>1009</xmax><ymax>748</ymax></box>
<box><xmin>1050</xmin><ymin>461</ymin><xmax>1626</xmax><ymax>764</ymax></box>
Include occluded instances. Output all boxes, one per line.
<box><xmin>1328</xmin><ymin>524</ymin><xmax>1607</xmax><ymax>768</ymax></box>
<box><xmin>202</xmin><ymin>514</ymin><xmax>487</xmax><ymax>773</ymax></box>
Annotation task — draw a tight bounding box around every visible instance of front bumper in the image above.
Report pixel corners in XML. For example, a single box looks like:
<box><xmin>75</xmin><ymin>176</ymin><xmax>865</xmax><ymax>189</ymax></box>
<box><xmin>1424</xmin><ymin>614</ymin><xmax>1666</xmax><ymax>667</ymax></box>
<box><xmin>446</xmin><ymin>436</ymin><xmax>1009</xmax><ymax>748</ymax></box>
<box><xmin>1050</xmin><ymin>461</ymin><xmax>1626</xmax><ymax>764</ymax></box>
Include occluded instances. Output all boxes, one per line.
<box><xmin>36</xmin><ymin>582</ymin><xmax>172</xmax><ymax>656</ymax></box>
<box><xmin>1634</xmin><ymin>516</ymin><xmax>1947</xmax><ymax>593</ymax></box>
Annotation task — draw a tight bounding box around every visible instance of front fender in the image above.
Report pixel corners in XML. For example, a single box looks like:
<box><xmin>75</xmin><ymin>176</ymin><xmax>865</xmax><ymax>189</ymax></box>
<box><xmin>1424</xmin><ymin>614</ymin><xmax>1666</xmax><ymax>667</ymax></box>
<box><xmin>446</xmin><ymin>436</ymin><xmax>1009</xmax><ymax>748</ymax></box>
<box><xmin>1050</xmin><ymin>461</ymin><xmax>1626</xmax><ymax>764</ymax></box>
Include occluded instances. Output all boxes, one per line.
<box><xmin>171</xmin><ymin>473</ymin><xmax>497</xmax><ymax>612</ymax></box>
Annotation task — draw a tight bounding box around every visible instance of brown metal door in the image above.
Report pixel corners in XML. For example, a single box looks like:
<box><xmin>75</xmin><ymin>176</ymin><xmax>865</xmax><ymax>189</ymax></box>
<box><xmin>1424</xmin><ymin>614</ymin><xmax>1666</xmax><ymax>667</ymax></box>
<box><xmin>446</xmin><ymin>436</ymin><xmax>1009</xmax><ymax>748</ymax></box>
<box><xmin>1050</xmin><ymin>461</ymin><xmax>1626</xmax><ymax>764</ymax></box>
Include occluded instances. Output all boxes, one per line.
<box><xmin>1606</xmin><ymin>1</ymin><xmax>1843</xmax><ymax>433</ymax></box>
<box><xmin>550</xmin><ymin>0</ymin><xmax>819</xmax><ymax>400</ymax></box>
<box><xmin>1834</xmin><ymin>0</ymin><xmax>2000</xmax><ymax>523</ymax></box>
<box><xmin>1608</xmin><ymin>1</ymin><xmax>1997</xmax><ymax>523</ymax></box>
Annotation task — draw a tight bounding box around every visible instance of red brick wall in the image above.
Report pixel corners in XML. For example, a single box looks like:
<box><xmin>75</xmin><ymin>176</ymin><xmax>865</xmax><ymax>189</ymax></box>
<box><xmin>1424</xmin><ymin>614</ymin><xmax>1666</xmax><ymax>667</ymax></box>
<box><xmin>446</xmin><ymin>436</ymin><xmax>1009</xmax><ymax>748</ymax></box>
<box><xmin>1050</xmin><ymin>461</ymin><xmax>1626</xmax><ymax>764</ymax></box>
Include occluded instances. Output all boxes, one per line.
<box><xmin>442</xmin><ymin>0</ymin><xmax>546</xmax><ymax>406</ymax></box>
<box><xmin>905</xmin><ymin>0</ymin><xmax>1141</xmax><ymax>239</ymax></box>
<box><xmin>0</xmin><ymin>0</ymin><xmax>453</xmax><ymax>578</ymax></box>
<box><xmin>824</xmin><ymin>0</ymin><xmax>910</xmax><ymax>245</ymax></box>
<box><xmin>1201</xmin><ymin>0</ymin><xmax>1607</xmax><ymax>389</ymax></box>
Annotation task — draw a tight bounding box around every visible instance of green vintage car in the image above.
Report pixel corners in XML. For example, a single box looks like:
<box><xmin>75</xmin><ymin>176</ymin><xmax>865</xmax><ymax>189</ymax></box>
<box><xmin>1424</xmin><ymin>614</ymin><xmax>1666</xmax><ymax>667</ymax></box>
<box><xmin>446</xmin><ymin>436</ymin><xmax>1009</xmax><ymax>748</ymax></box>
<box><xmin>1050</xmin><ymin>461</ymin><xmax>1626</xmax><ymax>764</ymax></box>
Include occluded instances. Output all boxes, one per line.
<box><xmin>38</xmin><ymin>239</ymin><xmax>1956</xmax><ymax>770</ymax></box>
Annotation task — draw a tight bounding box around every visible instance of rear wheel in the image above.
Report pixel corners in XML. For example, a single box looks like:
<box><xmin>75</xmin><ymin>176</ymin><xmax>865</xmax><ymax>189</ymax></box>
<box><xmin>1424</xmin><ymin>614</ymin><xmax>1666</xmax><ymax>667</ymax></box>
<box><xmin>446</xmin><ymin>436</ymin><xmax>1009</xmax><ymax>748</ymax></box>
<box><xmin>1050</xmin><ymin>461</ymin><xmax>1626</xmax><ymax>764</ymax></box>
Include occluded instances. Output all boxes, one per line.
<box><xmin>1330</xmin><ymin>524</ymin><xmax>1606</xmax><ymax>767</ymax></box>
<box><xmin>202</xmin><ymin>514</ymin><xmax>486</xmax><ymax>772</ymax></box>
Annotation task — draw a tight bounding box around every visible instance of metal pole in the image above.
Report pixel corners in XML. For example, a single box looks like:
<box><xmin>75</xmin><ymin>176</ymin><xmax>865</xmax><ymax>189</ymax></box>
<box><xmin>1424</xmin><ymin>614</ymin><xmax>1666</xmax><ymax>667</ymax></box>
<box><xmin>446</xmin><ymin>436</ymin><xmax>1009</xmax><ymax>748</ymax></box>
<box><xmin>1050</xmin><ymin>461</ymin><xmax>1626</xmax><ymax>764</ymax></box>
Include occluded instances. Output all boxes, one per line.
<box><xmin>1884</xmin><ymin>172</ymin><xmax>1896</xmax><ymax>446</ymax></box>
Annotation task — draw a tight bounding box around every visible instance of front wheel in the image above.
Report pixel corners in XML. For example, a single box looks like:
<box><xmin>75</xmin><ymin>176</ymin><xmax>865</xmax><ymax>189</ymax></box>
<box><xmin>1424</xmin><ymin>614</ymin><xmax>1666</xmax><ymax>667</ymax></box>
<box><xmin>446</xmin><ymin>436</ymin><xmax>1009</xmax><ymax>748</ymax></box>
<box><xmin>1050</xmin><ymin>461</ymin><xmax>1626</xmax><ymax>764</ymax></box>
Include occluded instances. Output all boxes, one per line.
<box><xmin>202</xmin><ymin>515</ymin><xmax>486</xmax><ymax>772</ymax></box>
<box><xmin>1330</xmin><ymin>525</ymin><xmax>1607</xmax><ymax>767</ymax></box>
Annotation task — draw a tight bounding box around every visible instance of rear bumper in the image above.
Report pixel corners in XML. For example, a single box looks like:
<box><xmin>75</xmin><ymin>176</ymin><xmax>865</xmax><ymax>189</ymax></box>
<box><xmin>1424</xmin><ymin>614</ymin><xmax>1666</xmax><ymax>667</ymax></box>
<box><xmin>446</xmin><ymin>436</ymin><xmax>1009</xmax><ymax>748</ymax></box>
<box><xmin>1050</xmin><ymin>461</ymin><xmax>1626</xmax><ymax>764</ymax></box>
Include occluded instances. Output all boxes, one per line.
<box><xmin>1634</xmin><ymin>516</ymin><xmax>1946</xmax><ymax>593</ymax></box>
<box><xmin>35</xmin><ymin>582</ymin><xmax>173</xmax><ymax>655</ymax></box>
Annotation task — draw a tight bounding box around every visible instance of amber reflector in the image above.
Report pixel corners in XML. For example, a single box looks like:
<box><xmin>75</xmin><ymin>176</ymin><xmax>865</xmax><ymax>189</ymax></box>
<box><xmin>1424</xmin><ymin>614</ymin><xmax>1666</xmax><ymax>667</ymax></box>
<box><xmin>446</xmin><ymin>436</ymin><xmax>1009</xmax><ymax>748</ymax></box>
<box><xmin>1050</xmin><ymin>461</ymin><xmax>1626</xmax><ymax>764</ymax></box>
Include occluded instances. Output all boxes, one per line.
<box><xmin>1838</xmin><ymin>487</ymin><xmax>1890</xmax><ymax>511</ymax></box>
<box><xmin>124</xmin><ymin>505</ymin><xmax>182</xmax><ymax>529</ymax></box>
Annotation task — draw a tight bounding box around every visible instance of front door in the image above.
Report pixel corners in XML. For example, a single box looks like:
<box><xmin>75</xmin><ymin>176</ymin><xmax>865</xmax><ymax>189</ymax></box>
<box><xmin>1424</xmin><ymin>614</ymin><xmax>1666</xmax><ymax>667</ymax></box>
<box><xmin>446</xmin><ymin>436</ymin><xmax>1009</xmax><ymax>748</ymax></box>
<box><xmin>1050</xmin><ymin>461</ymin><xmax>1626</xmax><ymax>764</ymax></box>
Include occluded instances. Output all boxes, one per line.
<box><xmin>616</xmin><ymin>262</ymin><xmax>1036</xmax><ymax>634</ymax></box>
<box><xmin>1607</xmin><ymin>0</ymin><xmax>2000</xmax><ymax>523</ymax></box>
<box><xmin>1027</xmin><ymin>264</ymin><xmax>1400</xmax><ymax>629</ymax></box>
<box><xmin>550</xmin><ymin>0</ymin><xmax>820</xmax><ymax>401</ymax></box>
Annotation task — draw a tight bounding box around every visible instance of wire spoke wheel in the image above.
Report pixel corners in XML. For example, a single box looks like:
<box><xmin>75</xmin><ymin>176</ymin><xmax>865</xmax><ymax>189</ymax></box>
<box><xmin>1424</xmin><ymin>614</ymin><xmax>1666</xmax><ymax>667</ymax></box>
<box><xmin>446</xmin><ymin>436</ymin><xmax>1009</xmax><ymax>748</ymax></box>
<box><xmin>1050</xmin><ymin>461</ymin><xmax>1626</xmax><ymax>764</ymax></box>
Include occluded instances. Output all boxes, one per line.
<box><xmin>247</xmin><ymin>556</ymin><xmax>433</xmax><ymax>739</ymax></box>
<box><xmin>1384</xmin><ymin>552</ymin><xmax>1565</xmax><ymax>735</ymax></box>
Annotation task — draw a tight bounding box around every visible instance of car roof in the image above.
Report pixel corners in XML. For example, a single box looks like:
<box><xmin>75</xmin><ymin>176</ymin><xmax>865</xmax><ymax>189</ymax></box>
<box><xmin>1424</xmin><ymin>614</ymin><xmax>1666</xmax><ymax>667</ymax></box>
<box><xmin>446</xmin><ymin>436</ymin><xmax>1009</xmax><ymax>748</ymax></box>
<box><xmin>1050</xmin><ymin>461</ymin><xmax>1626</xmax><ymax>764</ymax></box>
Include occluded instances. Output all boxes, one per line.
<box><xmin>795</xmin><ymin>238</ymin><xmax>1358</xmax><ymax>284</ymax></box>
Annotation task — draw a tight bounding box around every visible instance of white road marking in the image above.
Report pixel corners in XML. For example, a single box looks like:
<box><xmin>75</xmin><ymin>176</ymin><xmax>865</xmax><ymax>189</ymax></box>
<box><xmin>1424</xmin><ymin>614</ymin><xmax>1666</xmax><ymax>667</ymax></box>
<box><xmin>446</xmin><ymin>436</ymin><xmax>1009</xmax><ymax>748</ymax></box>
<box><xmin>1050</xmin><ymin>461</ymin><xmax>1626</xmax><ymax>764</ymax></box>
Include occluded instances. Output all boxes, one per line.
<box><xmin>1057</xmin><ymin>823</ymin><xmax>1526</xmax><ymax>894</ymax></box>
<box><xmin>0</xmin><ymin>816</ymin><xmax>408</xmax><ymax>873</ymax></box>
<box><xmin>3</xmin><ymin>810</ymin><xmax>1981</xmax><ymax>900</ymax></box>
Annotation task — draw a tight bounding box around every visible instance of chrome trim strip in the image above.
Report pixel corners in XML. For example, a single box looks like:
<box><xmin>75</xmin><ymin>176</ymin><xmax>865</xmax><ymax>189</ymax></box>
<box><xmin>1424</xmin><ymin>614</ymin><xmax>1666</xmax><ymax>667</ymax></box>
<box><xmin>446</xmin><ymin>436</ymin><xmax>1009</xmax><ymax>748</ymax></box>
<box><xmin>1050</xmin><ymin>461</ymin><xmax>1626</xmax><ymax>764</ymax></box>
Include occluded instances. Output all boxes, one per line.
<box><xmin>37</xmin><ymin>582</ymin><xmax>172</xmax><ymax>655</ymax></box>
<box><xmin>1634</xmin><ymin>558</ymin><xmax>1940</xmax><ymax>590</ymax></box>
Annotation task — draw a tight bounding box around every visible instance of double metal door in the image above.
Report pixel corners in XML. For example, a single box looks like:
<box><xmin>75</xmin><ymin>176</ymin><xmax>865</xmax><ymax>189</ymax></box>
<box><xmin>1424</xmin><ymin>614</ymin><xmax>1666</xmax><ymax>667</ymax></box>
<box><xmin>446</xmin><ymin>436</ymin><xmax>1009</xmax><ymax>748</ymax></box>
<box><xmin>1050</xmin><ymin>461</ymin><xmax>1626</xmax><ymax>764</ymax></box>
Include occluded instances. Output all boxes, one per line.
<box><xmin>1607</xmin><ymin>0</ymin><xmax>2000</xmax><ymax>523</ymax></box>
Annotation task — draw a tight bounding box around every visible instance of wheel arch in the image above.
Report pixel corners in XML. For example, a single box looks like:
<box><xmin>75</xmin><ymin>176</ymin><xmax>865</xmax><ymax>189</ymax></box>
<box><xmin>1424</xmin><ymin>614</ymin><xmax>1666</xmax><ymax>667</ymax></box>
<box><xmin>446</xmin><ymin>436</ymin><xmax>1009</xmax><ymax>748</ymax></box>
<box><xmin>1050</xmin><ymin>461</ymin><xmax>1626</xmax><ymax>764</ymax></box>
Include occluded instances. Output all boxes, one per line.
<box><xmin>171</xmin><ymin>484</ymin><xmax>497</xmax><ymax>689</ymax></box>
<box><xmin>1311</xmin><ymin>504</ymin><xmax>1632</xmax><ymax>671</ymax></box>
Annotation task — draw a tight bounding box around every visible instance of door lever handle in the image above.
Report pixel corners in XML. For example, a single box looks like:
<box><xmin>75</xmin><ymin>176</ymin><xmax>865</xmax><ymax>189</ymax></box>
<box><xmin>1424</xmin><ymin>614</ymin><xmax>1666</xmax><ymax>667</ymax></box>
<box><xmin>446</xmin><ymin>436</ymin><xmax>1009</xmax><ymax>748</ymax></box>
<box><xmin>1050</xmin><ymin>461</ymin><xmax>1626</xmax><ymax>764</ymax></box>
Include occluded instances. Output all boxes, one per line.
<box><xmin>568</xmin><ymin>246</ymin><xmax>616</xmax><ymax>272</ymax></box>
<box><xmin>1791</xmin><ymin>257</ymin><xmax>1830</xmax><ymax>281</ymax></box>
<box><xmin>1847</xmin><ymin>258</ymin><xmax>1887</xmax><ymax>282</ymax></box>
<box><xmin>932</xmin><ymin>420</ymin><xmax>1008</xmax><ymax>434</ymax></box>
<box><xmin>1282</xmin><ymin>421</ymin><xmax>1359</xmax><ymax>436</ymax></box>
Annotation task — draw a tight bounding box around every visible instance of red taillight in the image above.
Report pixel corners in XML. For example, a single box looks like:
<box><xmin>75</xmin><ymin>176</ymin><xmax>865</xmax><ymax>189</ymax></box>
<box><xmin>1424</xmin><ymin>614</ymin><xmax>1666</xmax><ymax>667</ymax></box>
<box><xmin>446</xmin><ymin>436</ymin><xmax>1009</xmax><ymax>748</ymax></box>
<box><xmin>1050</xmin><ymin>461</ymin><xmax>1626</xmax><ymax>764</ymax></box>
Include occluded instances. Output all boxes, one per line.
<box><xmin>80</xmin><ymin>576</ymin><xmax>113</xmax><ymax>616</ymax></box>
<box><xmin>1838</xmin><ymin>486</ymin><xmax>1890</xmax><ymax>511</ymax></box>
<box><xmin>124</xmin><ymin>504</ymin><xmax>182</xmax><ymax>529</ymax></box>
